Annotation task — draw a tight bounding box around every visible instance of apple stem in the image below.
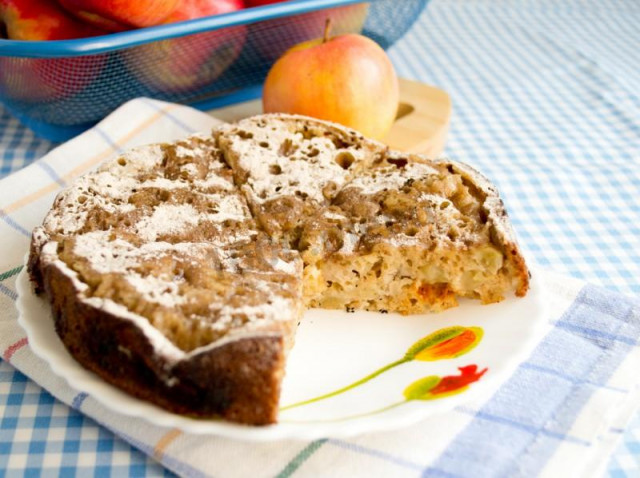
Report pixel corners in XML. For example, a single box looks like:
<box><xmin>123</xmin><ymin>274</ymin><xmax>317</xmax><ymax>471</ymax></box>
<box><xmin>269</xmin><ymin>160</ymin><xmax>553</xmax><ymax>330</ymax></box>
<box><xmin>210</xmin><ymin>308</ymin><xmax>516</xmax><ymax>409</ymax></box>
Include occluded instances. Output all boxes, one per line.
<box><xmin>323</xmin><ymin>18</ymin><xmax>332</xmax><ymax>43</ymax></box>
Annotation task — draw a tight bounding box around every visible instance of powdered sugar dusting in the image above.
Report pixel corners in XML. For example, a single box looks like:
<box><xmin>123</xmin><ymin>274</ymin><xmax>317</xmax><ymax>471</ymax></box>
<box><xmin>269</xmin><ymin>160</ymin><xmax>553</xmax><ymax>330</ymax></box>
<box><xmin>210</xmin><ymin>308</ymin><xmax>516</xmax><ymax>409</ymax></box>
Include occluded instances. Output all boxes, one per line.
<box><xmin>215</xmin><ymin>293</ymin><xmax>294</xmax><ymax>330</ymax></box>
<box><xmin>73</xmin><ymin>232</ymin><xmax>142</xmax><ymax>273</ymax></box>
<box><xmin>135</xmin><ymin>204</ymin><xmax>201</xmax><ymax>242</ymax></box>
<box><xmin>175</xmin><ymin>145</ymin><xmax>198</xmax><ymax>158</ymax></box>
<box><xmin>125</xmin><ymin>275</ymin><xmax>184</xmax><ymax>308</ymax></box>
<box><xmin>210</xmin><ymin>194</ymin><xmax>251</xmax><ymax>222</ymax></box>
<box><xmin>322</xmin><ymin>211</ymin><xmax>348</xmax><ymax>221</ymax></box>
<box><xmin>271</xmin><ymin>257</ymin><xmax>299</xmax><ymax>275</ymax></box>
<box><xmin>220</xmin><ymin>117</ymin><xmax>369</xmax><ymax>204</ymax></box>
<box><xmin>101</xmin><ymin>144</ymin><xmax>165</xmax><ymax>176</ymax></box>
<box><xmin>345</xmin><ymin>162</ymin><xmax>439</xmax><ymax>195</ymax></box>
<box><xmin>338</xmin><ymin>233</ymin><xmax>359</xmax><ymax>255</ymax></box>
<box><xmin>194</xmin><ymin>172</ymin><xmax>234</xmax><ymax>191</ymax></box>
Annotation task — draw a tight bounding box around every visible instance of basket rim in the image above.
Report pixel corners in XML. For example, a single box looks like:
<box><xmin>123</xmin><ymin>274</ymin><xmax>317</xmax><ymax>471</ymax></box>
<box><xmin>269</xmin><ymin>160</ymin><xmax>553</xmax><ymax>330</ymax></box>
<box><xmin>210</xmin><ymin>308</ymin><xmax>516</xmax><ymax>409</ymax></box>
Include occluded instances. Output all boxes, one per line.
<box><xmin>0</xmin><ymin>0</ymin><xmax>368</xmax><ymax>58</ymax></box>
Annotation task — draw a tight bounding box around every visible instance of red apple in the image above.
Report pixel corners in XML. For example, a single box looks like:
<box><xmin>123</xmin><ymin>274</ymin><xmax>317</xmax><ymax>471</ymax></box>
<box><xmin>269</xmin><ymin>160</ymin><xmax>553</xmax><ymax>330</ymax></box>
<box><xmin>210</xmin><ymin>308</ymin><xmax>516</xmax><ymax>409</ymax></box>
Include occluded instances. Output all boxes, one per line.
<box><xmin>166</xmin><ymin>0</ymin><xmax>243</xmax><ymax>21</ymax></box>
<box><xmin>246</xmin><ymin>0</ymin><xmax>368</xmax><ymax>62</ymax></box>
<box><xmin>124</xmin><ymin>0</ymin><xmax>247</xmax><ymax>94</ymax></box>
<box><xmin>263</xmin><ymin>23</ymin><xmax>399</xmax><ymax>140</ymax></box>
<box><xmin>57</xmin><ymin>0</ymin><xmax>180</xmax><ymax>32</ymax></box>
<box><xmin>0</xmin><ymin>0</ymin><xmax>106</xmax><ymax>40</ymax></box>
<box><xmin>0</xmin><ymin>0</ymin><xmax>108</xmax><ymax>103</ymax></box>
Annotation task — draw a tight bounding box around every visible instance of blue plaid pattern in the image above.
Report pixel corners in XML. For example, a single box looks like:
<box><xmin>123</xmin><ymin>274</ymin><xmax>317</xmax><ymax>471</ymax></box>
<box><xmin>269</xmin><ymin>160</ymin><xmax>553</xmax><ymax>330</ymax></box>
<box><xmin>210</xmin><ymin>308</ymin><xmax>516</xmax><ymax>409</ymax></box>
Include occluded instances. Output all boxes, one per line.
<box><xmin>0</xmin><ymin>109</ymin><xmax>54</xmax><ymax>179</ymax></box>
<box><xmin>1</xmin><ymin>0</ymin><xmax>639</xmax><ymax>476</ymax></box>
<box><xmin>609</xmin><ymin>412</ymin><xmax>640</xmax><ymax>476</ymax></box>
<box><xmin>0</xmin><ymin>361</ymin><xmax>174</xmax><ymax>478</ymax></box>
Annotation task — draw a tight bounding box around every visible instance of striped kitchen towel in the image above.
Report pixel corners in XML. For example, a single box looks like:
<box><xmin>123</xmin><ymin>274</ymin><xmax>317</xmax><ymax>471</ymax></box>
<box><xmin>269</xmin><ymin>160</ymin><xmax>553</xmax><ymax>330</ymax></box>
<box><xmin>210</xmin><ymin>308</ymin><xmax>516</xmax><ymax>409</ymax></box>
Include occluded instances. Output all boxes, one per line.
<box><xmin>1</xmin><ymin>98</ymin><xmax>639</xmax><ymax>478</ymax></box>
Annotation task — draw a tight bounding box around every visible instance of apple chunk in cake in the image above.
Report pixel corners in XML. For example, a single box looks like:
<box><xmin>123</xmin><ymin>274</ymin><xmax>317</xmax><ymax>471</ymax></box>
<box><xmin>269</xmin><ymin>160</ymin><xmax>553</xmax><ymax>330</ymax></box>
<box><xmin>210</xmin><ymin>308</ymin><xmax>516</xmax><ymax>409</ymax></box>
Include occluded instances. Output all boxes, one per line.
<box><xmin>300</xmin><ymin>155</ymin><xmax>530</xmax><ymax>314</ymax></box>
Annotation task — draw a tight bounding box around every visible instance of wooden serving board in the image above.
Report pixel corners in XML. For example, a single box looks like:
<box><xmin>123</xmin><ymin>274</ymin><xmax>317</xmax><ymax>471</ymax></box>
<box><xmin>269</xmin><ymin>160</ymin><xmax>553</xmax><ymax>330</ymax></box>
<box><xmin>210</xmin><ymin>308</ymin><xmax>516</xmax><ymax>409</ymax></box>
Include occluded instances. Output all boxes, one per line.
<box><xmin>208</xmin><ymin>78</ymin><xmax>451</xmax><ymax>157</ymax></box>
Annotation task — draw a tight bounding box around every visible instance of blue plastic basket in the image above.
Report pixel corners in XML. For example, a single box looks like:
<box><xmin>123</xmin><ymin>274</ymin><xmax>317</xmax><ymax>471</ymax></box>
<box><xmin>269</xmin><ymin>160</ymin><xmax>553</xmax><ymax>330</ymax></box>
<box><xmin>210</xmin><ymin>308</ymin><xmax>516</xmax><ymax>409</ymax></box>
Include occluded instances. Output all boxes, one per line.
<box><xmin>0</xmin><ymin>0</ymin><xmax>429</xmax><ymax>142</ymax></box>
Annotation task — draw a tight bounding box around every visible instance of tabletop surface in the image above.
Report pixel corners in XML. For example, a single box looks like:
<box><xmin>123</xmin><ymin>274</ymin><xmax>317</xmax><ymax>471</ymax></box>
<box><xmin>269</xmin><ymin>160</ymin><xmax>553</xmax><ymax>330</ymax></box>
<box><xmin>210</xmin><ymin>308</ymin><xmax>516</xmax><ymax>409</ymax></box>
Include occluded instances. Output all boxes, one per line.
<box><xmin>1</xmin><ymin>0</ymin><xmax>639</xmax><ymax>476</ymax></box>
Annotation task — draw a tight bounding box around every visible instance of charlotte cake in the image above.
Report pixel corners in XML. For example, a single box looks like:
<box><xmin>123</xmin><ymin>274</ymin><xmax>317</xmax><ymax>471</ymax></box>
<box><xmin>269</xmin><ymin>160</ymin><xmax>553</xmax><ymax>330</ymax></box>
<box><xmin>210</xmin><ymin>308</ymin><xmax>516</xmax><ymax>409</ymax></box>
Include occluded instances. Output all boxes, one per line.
<box><xmin>28</xmin><ymin>114</ymin><xmax>529</xmax><ymax>425</ymax></box>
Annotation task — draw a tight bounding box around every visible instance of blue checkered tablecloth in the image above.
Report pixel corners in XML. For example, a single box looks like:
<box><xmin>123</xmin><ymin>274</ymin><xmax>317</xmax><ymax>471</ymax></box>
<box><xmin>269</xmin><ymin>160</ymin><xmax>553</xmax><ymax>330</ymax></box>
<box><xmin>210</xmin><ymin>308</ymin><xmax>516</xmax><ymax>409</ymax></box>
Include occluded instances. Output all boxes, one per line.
<box><xmin>1</xmin><ymin>0</ymin><xmax>639</xmax><ymax>476</ymax></box>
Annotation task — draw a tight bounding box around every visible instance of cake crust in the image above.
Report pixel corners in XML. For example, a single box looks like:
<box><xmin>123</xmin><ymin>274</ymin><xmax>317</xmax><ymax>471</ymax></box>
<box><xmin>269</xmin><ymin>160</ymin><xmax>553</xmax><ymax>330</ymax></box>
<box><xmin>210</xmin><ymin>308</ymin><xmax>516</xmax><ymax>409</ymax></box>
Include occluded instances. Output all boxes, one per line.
<box><xmin>40</xmin><ymin>258</ymin><xmax>285</xmax><ymax>424</ymax></box>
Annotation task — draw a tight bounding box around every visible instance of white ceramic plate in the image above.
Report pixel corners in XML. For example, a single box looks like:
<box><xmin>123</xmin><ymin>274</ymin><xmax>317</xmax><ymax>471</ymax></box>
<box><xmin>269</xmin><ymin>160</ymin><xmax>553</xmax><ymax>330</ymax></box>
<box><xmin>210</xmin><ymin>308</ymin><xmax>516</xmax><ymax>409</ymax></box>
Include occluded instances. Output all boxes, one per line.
<box><xmin>16</xmin><ymin>268</ymin><xmax>548</xmax><ymax>441</ymax></box>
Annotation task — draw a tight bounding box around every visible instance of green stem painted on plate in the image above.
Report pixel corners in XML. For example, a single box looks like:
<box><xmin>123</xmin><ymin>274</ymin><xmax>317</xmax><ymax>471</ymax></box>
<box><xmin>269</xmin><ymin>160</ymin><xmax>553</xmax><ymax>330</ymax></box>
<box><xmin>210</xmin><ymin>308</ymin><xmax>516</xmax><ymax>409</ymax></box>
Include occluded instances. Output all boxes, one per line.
<box><xmin>280</xmin><ymin>357</ymin><xmax>410</xmax><ymax>411</ymax></box>
<box><xmin>281</xmin><ymin>365</ymin><xmax>487</xmax><ymax>423</ymax></box>
<box><xmin>280</xmin><ymin>326</ymin><xmax>485</xmax><ymax>412</ymax></box>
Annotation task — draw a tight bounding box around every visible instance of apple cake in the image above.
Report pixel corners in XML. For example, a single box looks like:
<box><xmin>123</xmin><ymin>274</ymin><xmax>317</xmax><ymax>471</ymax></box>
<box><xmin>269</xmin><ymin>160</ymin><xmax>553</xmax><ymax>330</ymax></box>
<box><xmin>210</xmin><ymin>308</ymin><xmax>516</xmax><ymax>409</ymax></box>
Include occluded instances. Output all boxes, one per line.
<box><xmin>28</xmin><ymin>114</ymin><xmax>529</xmax><ymax>425</ymax></box>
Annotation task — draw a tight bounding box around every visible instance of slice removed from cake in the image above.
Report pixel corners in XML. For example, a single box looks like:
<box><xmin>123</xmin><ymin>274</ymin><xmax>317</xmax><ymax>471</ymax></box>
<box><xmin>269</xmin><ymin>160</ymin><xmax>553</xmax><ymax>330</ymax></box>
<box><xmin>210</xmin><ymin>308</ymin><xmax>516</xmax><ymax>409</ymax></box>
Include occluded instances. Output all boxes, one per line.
<box><xmin>299</xmin><ymin>153</ymin><xmax>530</xmax><ymax>314</ymax></box>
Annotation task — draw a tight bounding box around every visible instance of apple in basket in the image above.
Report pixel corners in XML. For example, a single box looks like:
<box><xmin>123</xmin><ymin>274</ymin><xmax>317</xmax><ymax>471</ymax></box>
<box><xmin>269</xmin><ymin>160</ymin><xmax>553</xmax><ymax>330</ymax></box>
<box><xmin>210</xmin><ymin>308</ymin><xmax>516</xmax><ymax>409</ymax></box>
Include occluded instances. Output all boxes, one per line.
<box><xmin>57</xmin><ymin>0</ymin><xmax>180</xmax><ymax>32</ymax></box>
<box><xmin>245</xmin><ymin>0</ymin><xmax>369</xmax><ymax>62</ymax></box>
<box><xmin>0</xmin><ymin>0</ymin><xmax>108</xmax><ymax>103</ymax></box>
<box><xmin>123</xmin><ymin>0</ymin><xmax>247</xmax><ymax>94</ymax></box>
<box><xmin>263</xmin><ymin>21</ymin><xmax>399</xmax><ymax>141</ymax></box>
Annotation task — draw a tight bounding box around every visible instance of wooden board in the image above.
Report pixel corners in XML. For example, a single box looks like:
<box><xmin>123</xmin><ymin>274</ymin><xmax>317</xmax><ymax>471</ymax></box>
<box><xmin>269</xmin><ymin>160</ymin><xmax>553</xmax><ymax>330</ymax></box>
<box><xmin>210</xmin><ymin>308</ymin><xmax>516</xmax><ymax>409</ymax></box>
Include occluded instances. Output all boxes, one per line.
<box><xmin>208</xmin><ymin>78</ymin><xmax>451</xmax><ymax>157</ymax></box>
